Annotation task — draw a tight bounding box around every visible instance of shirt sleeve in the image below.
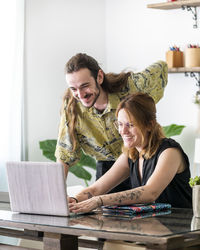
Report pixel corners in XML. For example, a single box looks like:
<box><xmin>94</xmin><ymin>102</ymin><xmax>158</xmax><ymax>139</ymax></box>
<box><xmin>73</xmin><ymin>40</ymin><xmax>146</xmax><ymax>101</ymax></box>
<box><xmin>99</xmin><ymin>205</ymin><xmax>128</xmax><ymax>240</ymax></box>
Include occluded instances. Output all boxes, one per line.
<box><xmin>128</xmin><ymin>61</ymin><xmax>168</xmax><ymax>103</ymax></box>
<box><xmin>55</xmin><ymin>105</ymin><xmax>81</xmax><ymax>166</ymax></box>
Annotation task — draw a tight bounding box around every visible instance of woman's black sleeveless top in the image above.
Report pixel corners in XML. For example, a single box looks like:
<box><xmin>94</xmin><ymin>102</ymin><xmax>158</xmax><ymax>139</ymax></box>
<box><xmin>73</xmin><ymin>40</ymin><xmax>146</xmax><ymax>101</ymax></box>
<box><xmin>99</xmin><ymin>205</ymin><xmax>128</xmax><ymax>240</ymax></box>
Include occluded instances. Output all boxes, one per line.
<box><xmin>128</xmin><ymin>138</ymin><xmax>192</xmax><ymax>208</ymax></box>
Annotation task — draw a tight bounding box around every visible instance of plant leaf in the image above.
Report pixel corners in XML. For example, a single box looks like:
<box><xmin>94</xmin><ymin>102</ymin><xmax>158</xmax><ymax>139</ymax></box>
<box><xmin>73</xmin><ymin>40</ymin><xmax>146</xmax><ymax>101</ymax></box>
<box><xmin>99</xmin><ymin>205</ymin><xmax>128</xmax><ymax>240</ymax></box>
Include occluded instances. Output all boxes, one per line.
<box><xmin>162</xmin><ymin>124</ymin><xmax>185</xmax><ymax>138</ymax></box>
<box><xmin>189</xmin><ymin>176</ymin><xmax>200</xmax><ymax>187</ymax></box>
<box><xmin>79</xmin><ymin>150</ymin><xmax>96</xmax><ymax>170</ymax></box>
<box><xmin>69</xmin><ymin>164</ymin><xmax>92</xmax><ymax>181</ymax></box>
<box><xmin>39</xmin><ymin>140</ymin><xmax>57</xmax><ymax>162</ymax></box>
<box><xmin>39</xmin><ymin>140</ymin><xmax>95</xmax><ymax>182</ymax></box>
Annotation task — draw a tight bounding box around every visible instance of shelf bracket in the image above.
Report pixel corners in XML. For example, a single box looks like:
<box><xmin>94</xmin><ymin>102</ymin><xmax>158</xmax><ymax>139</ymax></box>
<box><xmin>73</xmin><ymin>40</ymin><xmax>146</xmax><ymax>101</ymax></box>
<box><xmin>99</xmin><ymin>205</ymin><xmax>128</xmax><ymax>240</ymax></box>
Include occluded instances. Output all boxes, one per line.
<box><xmin>184</xmin><ymin>72</ymin><xmax>200</xmax><ymax>88</ymax></box>
<box><xmin>181</xmin><ymin>6</ymin><xmax>198</xmax><ymax>28</ymax></box>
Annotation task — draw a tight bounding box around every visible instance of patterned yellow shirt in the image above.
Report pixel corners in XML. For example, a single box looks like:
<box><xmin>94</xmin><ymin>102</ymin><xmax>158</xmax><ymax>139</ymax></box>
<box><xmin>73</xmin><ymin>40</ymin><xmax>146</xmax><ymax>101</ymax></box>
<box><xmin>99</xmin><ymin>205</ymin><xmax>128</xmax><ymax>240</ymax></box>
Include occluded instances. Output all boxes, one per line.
<box><xmin>55</xmin><ymin>61</ymin><xmax>168</xmax><ymax>166</ymax></box>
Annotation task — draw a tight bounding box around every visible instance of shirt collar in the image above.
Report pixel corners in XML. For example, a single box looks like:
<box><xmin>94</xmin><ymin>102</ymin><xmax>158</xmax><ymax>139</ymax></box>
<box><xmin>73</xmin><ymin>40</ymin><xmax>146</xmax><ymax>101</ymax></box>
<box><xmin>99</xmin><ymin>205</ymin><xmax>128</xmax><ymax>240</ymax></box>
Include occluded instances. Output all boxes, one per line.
<box><xmin>106</xmin><ymin>93</ymin><xmax>120</xmax><ymax>112</ymax></box>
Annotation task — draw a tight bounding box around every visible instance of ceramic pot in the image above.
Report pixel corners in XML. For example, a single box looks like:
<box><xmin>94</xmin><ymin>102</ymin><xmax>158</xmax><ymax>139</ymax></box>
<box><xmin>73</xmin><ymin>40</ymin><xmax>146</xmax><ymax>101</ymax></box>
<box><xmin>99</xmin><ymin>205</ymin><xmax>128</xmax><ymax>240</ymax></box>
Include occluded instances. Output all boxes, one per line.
<box><xmin>193</xmin><ymin>185</ymin><xmax>200</xmax><ymax>217</ymax></box>
<box><xmin>191</xmin><ymin>216</ymin><xmax>200</xmax><ymax>230</ymax></box>
<box><xmin>185</xmin><ymin>48</ymin><xmax>200</xmax><ymax>67</ymax></box>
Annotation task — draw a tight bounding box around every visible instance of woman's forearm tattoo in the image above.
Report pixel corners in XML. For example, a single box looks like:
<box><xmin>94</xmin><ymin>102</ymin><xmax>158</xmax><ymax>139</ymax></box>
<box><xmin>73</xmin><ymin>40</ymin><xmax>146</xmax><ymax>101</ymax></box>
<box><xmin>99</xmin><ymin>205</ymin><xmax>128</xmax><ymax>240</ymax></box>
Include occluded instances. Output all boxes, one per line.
<box><xmin>108</xmin><ymin>188</ymin><xmax>144</xmax><ymax>204</ymax></box>
<box><xmin>83</xmin><ymin>192</ymin><xmax>93</xmax><ymax>199</ymax></box>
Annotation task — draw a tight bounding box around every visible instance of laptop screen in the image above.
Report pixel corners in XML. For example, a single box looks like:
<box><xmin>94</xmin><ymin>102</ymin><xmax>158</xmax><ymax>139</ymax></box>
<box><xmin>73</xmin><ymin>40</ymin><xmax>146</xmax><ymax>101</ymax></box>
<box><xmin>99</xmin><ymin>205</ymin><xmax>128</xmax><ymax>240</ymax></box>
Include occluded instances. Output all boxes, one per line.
<box><xmin>6</xmin><ymin>161</ymin><xmax>69</xmax><ymax>216</ymax></box>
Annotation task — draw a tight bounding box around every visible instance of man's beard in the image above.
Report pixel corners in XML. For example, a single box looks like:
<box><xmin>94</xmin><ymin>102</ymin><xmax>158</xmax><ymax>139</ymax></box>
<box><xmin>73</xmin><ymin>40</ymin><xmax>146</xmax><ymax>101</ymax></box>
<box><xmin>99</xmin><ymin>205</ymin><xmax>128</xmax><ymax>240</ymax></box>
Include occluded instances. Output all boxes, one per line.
<box><xmin>88</xmin><ymin>81</ymin><xmax>101</xmax><ymax>108</ymax></box>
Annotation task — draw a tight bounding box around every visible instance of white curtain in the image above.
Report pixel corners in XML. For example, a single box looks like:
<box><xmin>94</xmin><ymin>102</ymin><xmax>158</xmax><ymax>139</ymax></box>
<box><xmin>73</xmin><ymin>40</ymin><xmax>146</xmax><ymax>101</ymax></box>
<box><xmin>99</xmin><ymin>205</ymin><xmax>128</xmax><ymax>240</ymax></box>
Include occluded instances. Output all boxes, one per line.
<box><xmin>0</xmin><ymin>0</ymin><xmax>24</xmax><ymax>192</ymax></box>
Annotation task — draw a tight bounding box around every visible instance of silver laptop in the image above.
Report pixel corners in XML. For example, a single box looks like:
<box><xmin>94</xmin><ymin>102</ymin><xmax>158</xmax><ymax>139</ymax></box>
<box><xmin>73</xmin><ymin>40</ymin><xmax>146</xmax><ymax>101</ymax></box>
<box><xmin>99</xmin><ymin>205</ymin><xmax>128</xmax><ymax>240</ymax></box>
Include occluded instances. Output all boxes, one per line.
<box><xmin>6</xmin><ymin>161</ymin><xmax>70</xmax><ymax>216</ymax></box>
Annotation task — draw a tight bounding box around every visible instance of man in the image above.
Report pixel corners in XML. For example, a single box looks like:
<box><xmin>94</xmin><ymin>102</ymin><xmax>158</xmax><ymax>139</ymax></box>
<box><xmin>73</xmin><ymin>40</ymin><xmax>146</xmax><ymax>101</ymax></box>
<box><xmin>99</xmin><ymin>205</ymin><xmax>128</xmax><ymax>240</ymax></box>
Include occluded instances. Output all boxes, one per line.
<box><xmin>55</xmin><ymin>53</ymin><xmax>168</xmax><ymax>193</ymax></box>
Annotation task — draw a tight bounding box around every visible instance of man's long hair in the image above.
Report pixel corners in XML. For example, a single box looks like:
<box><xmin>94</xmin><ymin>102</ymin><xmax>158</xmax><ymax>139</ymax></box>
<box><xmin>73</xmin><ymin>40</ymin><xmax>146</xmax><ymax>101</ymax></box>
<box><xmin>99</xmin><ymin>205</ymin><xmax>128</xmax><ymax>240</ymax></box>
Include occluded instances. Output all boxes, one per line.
<box><xmin>63</xmin><ymin>53</ymin><xmax>131</xmax><ymax>151</ymax></box>
<box><xmin>115</xmin><ymin>93</ymin><xmax>165</xmax><ymax>161</ymax></box>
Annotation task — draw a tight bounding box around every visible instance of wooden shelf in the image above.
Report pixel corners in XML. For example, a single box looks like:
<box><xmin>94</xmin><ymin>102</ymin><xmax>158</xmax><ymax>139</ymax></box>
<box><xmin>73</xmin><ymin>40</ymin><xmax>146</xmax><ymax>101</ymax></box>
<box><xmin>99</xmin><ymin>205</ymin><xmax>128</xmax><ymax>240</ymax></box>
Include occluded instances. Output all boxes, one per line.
<box><xmin>168</xmin><ymin>67</ymin><xmax>200</xmax><ymax>73</ymax></box>
<box><xmin>147</xmin><ymin>0</ymin><xmax>200</xmax><ymax>10</ymax></box>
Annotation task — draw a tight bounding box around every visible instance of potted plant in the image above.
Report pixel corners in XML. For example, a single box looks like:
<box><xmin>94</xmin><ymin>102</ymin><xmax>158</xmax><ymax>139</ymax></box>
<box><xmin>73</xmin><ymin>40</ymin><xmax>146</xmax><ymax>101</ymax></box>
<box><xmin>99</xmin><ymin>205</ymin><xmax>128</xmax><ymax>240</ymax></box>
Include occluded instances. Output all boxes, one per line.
<box><xmin>189</xmin><ymin>176</ymin><xmax>200</xmax><ymax>218</ymax></box>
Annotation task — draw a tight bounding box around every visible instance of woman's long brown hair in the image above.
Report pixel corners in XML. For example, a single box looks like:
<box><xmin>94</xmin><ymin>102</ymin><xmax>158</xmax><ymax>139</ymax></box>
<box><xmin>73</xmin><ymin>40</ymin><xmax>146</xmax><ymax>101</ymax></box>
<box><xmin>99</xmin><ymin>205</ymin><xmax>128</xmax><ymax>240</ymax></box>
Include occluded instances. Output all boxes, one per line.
<box><xmin>115</xmin><ymin>93</ymin><xmax>165</xmax><ymax>161</ymax></box>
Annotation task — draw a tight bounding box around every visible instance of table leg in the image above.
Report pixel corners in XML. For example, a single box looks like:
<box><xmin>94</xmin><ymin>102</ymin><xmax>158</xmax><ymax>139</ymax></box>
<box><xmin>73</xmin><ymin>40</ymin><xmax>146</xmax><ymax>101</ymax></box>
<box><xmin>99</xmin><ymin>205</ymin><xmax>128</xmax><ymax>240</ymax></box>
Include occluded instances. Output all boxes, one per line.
<box><xmin>43</xmin><ymin>232</ymin><xmax>78</xmax><ymax>250</ymax></box>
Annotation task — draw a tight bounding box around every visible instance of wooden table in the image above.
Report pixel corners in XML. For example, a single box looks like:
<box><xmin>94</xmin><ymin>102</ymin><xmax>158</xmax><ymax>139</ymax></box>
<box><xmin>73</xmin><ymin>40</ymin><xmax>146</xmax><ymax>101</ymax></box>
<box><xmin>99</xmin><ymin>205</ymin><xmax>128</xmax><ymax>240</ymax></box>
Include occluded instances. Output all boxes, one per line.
<box><xmin>0</xmin><ymin>208</ymin><xmax>200</xmax><ymax>250</ymax></box>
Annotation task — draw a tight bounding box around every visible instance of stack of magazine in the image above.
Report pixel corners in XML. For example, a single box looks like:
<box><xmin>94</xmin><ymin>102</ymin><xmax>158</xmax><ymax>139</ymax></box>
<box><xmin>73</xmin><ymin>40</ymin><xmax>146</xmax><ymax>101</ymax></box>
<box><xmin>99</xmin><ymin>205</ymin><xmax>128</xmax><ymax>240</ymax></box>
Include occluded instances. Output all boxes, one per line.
<box><xmin>102</xmin><ymin>203</ymin><xmax>171</xmax><ymax>219</ymax></box>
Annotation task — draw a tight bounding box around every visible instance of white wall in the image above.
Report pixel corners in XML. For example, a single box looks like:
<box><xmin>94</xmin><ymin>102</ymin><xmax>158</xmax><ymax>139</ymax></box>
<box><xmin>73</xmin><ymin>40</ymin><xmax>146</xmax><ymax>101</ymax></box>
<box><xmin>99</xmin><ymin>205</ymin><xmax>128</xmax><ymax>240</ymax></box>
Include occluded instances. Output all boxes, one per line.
<box><xmin>106</xmin><ymin>0</ymin><xmax>200</xmax><ymax>176</ymax></box>
<box><xmin>25</xmin><ymin>0</ymin><xmax>106</xmax><ymax>186</ymax></box>
<box><xmin>25</xmin><ymin>0</ymin><xmax>200</xmax><ymax>187</ymax></box>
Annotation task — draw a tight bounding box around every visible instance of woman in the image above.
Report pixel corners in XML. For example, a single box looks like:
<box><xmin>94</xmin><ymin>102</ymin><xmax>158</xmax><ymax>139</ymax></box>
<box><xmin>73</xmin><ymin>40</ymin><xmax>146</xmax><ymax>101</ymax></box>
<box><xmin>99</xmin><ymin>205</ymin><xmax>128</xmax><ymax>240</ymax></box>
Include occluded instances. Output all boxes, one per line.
<box><xmin>69</xmin><ymin>93</ymin><xmax>192</xmax><ymax>213</ymax></box>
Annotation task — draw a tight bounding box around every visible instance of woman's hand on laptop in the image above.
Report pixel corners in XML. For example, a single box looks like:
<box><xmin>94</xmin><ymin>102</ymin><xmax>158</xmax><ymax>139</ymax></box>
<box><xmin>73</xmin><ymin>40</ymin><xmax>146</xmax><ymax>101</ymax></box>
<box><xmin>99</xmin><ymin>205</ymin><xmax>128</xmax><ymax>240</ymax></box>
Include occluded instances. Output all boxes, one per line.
<box><xmin>69</xmin><ymin>196</ymin><xmax>103</xmax><ymax>213</ymax></box>
<box><xmin>68</xmin><ymin>196</ymin><xmax>78</xmax><ymax>204</ymax></box>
